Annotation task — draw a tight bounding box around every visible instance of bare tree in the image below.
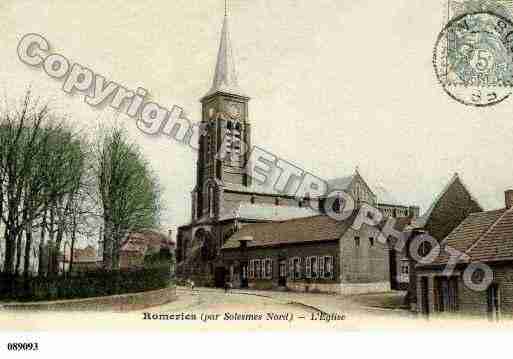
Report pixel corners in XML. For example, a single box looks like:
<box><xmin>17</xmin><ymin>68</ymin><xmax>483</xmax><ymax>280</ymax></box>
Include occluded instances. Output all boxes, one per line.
<box><xmin>0</xmin><ymin>92</ymin><xmax>91</xmax><ymax>280</ymax></box>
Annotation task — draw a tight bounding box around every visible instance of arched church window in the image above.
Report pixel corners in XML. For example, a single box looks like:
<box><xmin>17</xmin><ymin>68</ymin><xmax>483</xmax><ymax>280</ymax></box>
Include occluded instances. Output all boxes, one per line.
<box><xmin>206</xmin><ymin>134</ymin><xmax>212</xmax><ymax>161</ymax></box>
<box><xmin>232</xmin><ymin>122</ymin><xmax>242</xmax><ymax>162</ymax></box>
<box><xmin>225</xmin><ymin>122</ymin><xmax>233</xmax><ymax>158</ymax></box>
<box><xmin>209</xmin><ymin>186</ymin><xmax>215</xmax><ymax>216</ymax></box>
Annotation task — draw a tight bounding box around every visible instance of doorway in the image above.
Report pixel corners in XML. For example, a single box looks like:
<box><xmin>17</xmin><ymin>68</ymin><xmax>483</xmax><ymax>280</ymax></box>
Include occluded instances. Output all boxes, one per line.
<box><xmin>278</xmin><ymin>259</ymin><xmax>287</xmax><ymax>287</ymax></box>
<box><xmin>487</xmin><ymin>284</ymin><xmax>500</xmax><ymax>321</ymax></box>
<box><xmin>214</xmin><ymin>267</ymin><xmax>226</xmax><ymax>288</ymax></box>
<box><xmin>240</xmin><ymin>262</ymin><xmax>248</xmax><ymax>289</ymax></box>
<box><xmin>420</xmin><ymin>277</ymin><xmax>430</xmax><ymax>317</ymax></box>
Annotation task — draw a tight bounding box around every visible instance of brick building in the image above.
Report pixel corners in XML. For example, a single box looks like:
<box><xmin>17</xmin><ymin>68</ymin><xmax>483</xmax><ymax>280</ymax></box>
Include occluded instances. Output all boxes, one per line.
<box><xmin>415</xmin><ymin>190</ymin><xmax>513</xmax><ymax>319</ymax></box>
<box><xmin>402</xmin><ymin>174</ymin><xmax>483</xmax><ymax>310</ymax></box>
<box><xmin>120</xmin><ymin>230</ymin><xmax>174</xmax><ymax>269</ymax></box>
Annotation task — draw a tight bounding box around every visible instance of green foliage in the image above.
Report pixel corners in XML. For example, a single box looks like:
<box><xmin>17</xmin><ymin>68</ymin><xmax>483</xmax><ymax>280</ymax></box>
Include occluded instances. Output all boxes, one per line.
<box><xmin>0</xmin><ymin>266</ymin><xmax>172</xmax><ymax>302</ymax></box>
<box><xmin>94</xmin><ymin>126</ymin><xmax>162</xmax><ymax>270</ymax></box>
<box><xmin>144</xmin><ymin>248</ymin><xmax>173</xmax><ymax>266</ymax></box>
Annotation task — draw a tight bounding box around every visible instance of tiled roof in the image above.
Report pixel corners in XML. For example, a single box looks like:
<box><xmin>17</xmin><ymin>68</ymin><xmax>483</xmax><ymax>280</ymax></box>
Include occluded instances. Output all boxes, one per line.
<box><xmin>70</xmin><ymin>245</ymin><xmax>99</xmax><ymax>263</ymax></box>
<box><xmin>426</xmin><ymin>208</ymin><xmax>510</xmax><ymax>266</ymax></box>
<box><xmin>223</xmin><ymin>214</ymin><xmax>355</xmax><ymax>249</ymax></box>
<box><xmin>121</xmin><ymin>230</ymin><xmax>173</xmax><ymax>255</ymax></box>
<box><xmin>466</xmin><ymin>209</ymin><xmax>513</xmax><ymax>262</ymax></box>
<box><xmin>412</xmin><ymin>173</ymin><xmax>481</xmax><ymax>228</ymax></box>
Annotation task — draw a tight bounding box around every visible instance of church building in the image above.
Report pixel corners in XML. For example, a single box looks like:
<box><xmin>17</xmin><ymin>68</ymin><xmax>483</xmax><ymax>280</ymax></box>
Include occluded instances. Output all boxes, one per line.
<box><xmin>176</xmin><ymin>11</ymin><xmax>419</xmax><ymax>292</ymax></box>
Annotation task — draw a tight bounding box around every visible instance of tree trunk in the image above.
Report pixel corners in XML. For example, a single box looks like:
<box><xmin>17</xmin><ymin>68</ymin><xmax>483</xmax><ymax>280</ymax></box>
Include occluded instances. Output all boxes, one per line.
<box><xmin>112</xmin><ymin>231</ymin><xmax>120</xmax><ymax>270</ymax></box>
<box><xmin>53</xmin><ymin>224</ymin><xmax>65</xmax><ymax>276</ymax></box>
<box><xmin>23</xmin><ymin>221</ymin><xmax>33</xmax><ymax>279</ymax></box>
<box><xmin>14</xmin><ymin>229</ymin><xmax>23</xmax><ymax>276</ymax></box>
<box><xmin>102</xmin><ymin>219</ymin><xmax>113</xmax><ymax>271</ymax></box>
<box><xmin>38</xmin><ymin>210</ymin><xmax>47</xmax><ymax>277</ymax></box>
<box><xmin>69</xmin><ymin>217</ymin><xmax>77</xmax><ymax>275</ymax></box>
<box><xmin>3</xmin><ymin>226</ymin><xmax>12</xmax><ymax>273</ymax></box>
<box><xmin>47</xmin><ymin>207</ymin><xmax>55</xmax><ymax>275</ymax></box>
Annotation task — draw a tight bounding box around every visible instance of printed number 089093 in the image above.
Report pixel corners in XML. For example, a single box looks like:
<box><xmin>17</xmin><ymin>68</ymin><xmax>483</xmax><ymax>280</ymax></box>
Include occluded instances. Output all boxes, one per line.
<box><xmin>7</xmin><ymin>343</ymin><xmax>39</xmax><ymax>351</ymax></box>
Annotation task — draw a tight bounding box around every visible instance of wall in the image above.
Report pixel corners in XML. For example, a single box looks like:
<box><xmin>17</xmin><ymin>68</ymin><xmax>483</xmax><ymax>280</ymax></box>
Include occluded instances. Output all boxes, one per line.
<box><xmin>415</xmin><ymin>264</ymin><xmax>513</xmax><ymax>319</ymax></box>
<box><xmin>223</xmin><ymin>241</ymin><xmax>341</xmax><ymax>293</ymax></box>
<box><xmin>2</xmin><ymin>287</ymin><xmax>176</xmax><ymax>312</ymax></box>
<box><xmin>425</xmin><ymin>177</ymin><xmax>482</xmax><ymax>241</ymax></box>
<box><xmin>340</xmin><ymin>225</ymin><xmax>390</xmax><ymax>284</ymax></box>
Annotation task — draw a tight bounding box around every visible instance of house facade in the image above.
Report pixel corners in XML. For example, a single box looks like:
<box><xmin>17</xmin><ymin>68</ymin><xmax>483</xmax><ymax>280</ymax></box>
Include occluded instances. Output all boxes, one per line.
<box><xmin>415</xmin><ymin>190</ymin><xmax>513</xmax><ymax>319</ymax></box>
<box><xmin>222</xmin><ymin>214</ymin><xmax>390</xmax><ymax>294</ymax></box>
<box><xmin>120</xmin><ymin>230</ymin><xmax>174</xmax><ymax>269</ymax></box>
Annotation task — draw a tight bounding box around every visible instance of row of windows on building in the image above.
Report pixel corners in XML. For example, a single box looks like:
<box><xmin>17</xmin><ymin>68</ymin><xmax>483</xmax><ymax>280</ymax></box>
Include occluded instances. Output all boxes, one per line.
<box><xmin>248</xmin><ymin>256</ymin><xmax>335</xmax><ymax>280</ymax></box>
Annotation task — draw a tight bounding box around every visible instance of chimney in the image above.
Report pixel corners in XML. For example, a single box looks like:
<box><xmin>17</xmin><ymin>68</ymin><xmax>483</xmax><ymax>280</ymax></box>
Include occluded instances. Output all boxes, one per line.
<box><xmin>505</xmin><ymin>190</ymin><xmax>513</xmax><ymax>209</ymax></box>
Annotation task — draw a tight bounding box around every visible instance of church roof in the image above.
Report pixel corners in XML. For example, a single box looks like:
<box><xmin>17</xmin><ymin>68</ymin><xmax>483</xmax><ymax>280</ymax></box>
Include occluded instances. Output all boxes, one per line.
<box><xmin>220</xmin><ymin>203</ymin><xmax>319</xmax><ymax>222</ymax></box>
<box><xmin>327</xmin><ymin>170</ymin><xmax>401</xmax><ymax>205</ymax></box>
<box><xmin>327</xmin><ymin>175</ymin><xmax>354</xmax><ymax>191</ymax></box>
<box><xmin>223</xmin><ymin>183</ymin><xmax>288</xmax><ymax>197</ymax></box>
<box><xmin>203</xmin><ymin>16</ymin><xmax>247</xmax><ymax>99</ymax></box>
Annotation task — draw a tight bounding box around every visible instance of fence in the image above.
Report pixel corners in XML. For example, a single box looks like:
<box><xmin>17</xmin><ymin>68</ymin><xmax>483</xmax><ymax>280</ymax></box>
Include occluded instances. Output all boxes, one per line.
<box><xmin>0</xmin><ymin>265</ymin><xmax>173</xmax><ymax>302</ymax></box>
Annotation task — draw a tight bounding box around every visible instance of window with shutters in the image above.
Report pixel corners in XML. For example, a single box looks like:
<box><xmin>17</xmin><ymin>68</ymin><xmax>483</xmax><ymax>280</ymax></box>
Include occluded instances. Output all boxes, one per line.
<box><xmin>249</xmin><ymin>260</ymin><xmax>255</xmax><ymax>279</ymax></box>
<box><xmin>265</xmin><ymin>259</ymin><xmax>272</xmax><ymax>279</ymax></box>
<box><xmin>293</xmin><ymin>257</ymin><xmax>301</xmax><ymax>280</ymax></box>
<box><xmin>355</xmin><ymin>237</ymin><xmax>360</xmax><ymax>248</ymax></box>
<box><xmin>325</xmin><ymin>256</ymin><xmax>333</xmax><ymax>279</ymax></box>
<box><xmin>311</xmin><ymin>256</ymin><xmax>318</xmax><ymax>279</ymax></box>
<box><xmin>255</xmin><ymin>260</ymin><xmax>261</xmax><ymax>279</ymax></box>
<box><xmin>305</xmin><ymin>257</ymin><xmax>311</xmax><ymax>278</ymax></box>
<box><xmin>319</xmin><ymin>257</ymin><xmax>325</xmax><ymax>279</ymax></box>
<box><xmin>280</xmin><ymin>261</ymin><xmax>286</xmax><ymax>277</ymax></box>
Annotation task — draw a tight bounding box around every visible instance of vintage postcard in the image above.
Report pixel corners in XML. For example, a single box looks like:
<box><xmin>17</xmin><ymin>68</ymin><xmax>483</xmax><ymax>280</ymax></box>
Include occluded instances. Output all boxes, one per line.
<box><xmin>1</xmin><ymin>0</ymin><xmax>513</xmax><ymax>356</ymax></box>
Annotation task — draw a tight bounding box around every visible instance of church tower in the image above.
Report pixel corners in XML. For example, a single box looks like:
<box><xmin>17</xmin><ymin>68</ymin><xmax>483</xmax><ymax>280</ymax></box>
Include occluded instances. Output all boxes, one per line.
<box><xmin>193</xmin><ymin>11</ymin><xmax>252</xmax><ymax>221</ymax></box>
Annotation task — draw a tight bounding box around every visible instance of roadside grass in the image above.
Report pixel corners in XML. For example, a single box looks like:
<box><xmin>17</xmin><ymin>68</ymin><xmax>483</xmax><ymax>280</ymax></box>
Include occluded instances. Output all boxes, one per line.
<box><xmin>352</xmin><ymin>291</ymin><xmax>409</xmax><ymax>310</ymax></box>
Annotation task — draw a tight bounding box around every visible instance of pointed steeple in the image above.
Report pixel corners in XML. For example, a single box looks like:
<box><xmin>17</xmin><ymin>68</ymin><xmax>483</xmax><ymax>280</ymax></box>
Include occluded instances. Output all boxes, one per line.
<box><xmin>203</xmin><ymin>12</ymin><xmax>247</xmax><ymax>99</ymax></box>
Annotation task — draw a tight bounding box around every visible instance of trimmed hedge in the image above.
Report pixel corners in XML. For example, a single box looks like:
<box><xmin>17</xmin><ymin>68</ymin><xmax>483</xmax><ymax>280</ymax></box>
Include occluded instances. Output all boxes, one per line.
<box><xmin>0</xmin><ymin>265</ymin><xmax>173</xmax><ymax>302</ymax></box>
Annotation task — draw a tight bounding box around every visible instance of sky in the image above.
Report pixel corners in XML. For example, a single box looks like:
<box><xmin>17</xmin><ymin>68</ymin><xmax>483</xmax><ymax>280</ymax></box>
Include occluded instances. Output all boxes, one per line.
<box><xmin>1</xmin><ymin>0</ymin><xmax>513</xmax><ymax>238</ymax></box>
